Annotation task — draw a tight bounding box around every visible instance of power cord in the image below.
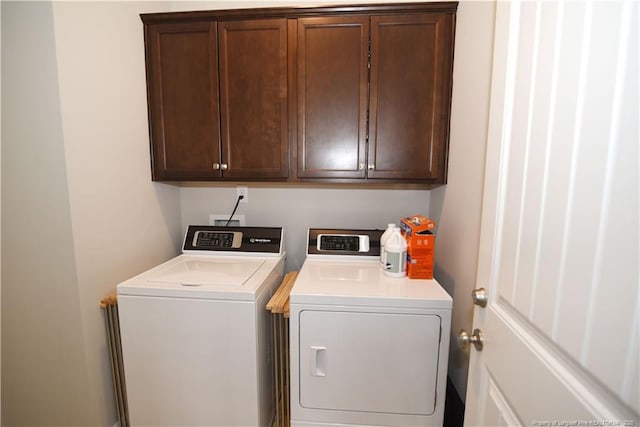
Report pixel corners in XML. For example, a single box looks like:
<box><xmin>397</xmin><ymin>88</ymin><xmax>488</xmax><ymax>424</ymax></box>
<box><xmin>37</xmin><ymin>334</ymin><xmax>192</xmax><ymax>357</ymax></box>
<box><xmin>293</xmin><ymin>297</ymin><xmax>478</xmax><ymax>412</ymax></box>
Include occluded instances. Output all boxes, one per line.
<box><xmin>225</xmin><ymin>194</ymin><xmax>244</xmax><ymax>227</ymax></box>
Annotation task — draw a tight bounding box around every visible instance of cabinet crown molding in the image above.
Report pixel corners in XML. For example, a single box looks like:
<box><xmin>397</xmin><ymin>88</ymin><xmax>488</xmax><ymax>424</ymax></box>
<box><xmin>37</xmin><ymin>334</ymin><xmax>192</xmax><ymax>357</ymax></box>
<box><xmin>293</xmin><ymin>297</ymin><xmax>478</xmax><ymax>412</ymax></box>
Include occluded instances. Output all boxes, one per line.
<box><xmin>140</xmin><ymin>2</ymin><xmax>458</xmax><ymax>24</ymax></box>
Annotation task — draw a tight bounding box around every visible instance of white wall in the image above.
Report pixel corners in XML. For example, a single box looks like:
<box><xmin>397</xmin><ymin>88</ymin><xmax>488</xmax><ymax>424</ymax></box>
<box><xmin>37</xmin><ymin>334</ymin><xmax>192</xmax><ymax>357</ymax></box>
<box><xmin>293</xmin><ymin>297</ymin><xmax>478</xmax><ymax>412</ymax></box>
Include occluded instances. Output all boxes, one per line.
<box><xmin>429</xmin><ymin>1</ymin><xmax>495</xmax><ymax>402</ymax></box>
<box><xmin>1</xmin><ymin>2</ymin><xmax>181</xmax><ymax>425</ymax></box>
<box><xmin>2</xmin><ymin>4</ymin><xmax>87</xmax><ymax>424</ymax></box>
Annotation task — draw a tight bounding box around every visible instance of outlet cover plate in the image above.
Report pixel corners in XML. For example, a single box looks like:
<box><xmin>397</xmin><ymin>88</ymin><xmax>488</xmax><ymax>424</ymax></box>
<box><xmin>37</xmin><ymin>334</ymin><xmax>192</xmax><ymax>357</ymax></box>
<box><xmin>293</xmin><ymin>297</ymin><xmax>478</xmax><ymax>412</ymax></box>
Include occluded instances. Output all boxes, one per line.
<box><xmin>209</xmin><ymin>214</ymin><xmax>246</xmax><ymax>226</ymax></box>
<box><xmin>236</xmin><ymin>186</ymin><xmax>248</xmax><ymax>204</ymax></box>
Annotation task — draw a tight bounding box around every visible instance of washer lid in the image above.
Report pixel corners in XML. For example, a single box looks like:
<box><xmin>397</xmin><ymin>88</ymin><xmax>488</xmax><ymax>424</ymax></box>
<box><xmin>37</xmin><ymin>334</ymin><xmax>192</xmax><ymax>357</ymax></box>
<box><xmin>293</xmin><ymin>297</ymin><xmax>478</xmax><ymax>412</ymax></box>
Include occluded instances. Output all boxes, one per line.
<box><xmin>117</xmin><ymin>254</ymin><xmax>282</xmax><ymax>300</ymax></box>
<box><xmin>290</xmin><ymin>258</ymin><xmax>452</xmax><ymax>309</ymax></box>
<box><xmin>149</xmin><ymin>258</ymin><xmax>264</xmax><ymax>286</ymax></box>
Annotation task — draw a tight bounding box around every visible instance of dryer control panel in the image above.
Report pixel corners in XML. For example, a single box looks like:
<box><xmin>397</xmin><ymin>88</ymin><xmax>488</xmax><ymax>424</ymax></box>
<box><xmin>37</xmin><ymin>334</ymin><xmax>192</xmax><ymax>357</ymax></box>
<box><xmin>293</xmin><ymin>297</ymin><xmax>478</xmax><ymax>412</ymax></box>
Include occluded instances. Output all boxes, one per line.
<box><xmin>307</xmin><ymin>229</ymin><xmax>383</xmax><ymax>257</ymax></box>
<box><xmin>317</xmin><ymin>234</ymin><xmax>369</xmax><ymax>252</ymax></box>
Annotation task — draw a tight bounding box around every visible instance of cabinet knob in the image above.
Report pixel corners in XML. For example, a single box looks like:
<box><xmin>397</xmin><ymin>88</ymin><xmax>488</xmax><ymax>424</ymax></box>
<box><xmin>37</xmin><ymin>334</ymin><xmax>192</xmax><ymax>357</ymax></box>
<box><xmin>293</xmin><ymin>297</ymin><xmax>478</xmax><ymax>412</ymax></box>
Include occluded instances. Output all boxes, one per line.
<box><xmin>220</xmin><ymin>163</ymin><xmax>228</xmax><ymax>170</ymax></box>
<box><xmin>458</xmin><ymin>329</ymin><xmax>483</xmax><ymax>351</ymax></box>
<box><xmin>212</xmin><ymin>163</ymin><xmax>220</xmax><ymax>170</ymax></box>
<box><xmin>359</xmin><ymin>163</ymin><xmax>365</xmax><ymax>171</ymax></box>
<box><xmin>367</xmin><ymin>164</ymin><xmax>375</xmax><ymax>170</ymax></box>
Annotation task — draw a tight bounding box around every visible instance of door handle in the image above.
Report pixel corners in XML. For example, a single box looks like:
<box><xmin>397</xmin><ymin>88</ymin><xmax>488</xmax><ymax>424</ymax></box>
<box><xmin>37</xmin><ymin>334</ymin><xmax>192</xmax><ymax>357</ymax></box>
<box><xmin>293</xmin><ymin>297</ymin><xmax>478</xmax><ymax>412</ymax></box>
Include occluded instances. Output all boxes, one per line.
<box><xmin>310</xmin><ymin>346</ymin><xmax>327</xmax><ymax>377</ymax></box>
<box><xmin>472</xmin><ymin>288</ymin><xmax>488</xmax><ymax>307</ymax></box>
<box><xmin>458</xmin><ymin>329</ymin><xmax>483</xmax><ymax>351</ymax></box>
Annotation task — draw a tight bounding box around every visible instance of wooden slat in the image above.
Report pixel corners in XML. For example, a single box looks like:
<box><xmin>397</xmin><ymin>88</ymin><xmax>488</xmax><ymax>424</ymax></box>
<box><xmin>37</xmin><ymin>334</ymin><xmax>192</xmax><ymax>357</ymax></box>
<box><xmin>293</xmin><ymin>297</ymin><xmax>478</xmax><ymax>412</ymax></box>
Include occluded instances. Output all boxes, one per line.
<box><xmin>266</xmin><ymin>271</ymin><xmax>298</xmax><ymax>317</ymax></box>
<box><xmin>268</xmin><ymin>272</ymin><xmax>297</xmax><ymax>427</ymax></box>
<box><xmin>99</xmin><ymin>292</ymin><xmax>118</xmax><ymax>308</ymax></box>
<box><xmin>100</xmin><ymin>291</ymin><xmax>130</xmax><ymax>427</ymax></box>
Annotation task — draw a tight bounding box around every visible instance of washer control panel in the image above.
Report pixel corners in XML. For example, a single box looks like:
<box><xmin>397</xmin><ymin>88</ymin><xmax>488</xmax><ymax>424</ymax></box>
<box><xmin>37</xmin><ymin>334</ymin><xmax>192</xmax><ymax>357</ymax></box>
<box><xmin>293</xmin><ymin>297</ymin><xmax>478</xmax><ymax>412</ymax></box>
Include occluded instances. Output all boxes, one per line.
<box><xmin>193</xmin><ymin>231</ymin><xmax>242</xmax><ymax>249</ymax></box>
<box><xmin>183</xmin><ymin>226</ymin><xmax>284</xmax><ymax>254</ymax></box>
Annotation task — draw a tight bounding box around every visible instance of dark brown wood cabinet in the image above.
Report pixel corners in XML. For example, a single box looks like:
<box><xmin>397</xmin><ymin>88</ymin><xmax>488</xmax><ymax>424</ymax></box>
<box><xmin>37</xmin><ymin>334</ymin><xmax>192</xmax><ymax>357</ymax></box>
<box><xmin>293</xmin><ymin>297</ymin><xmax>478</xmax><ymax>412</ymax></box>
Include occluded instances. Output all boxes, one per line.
<box><xmin>295</xmin><ymin>16</ymin><xmax>370</xmax><ymax>179</ymax></box>
<box><xmin>368</xmin><ymin>13</ymin><xmax>455</xmax><ymax>182</ymax></box>
<box><xmin>141</xmin><ymin>2</ymin><xmax>457</xmax><ymax>184</ymax></box>
<box><xmin>144</xmin><ymin>18</ymin><xmax>288</xmax><ymax>180</ymax></box>
<box><xmin>296</xmin><ymin>11</ymin><xmax>455</xmax><ymax>183</ymax></box>
<box><xmin>218</xmin><ymin>19</ymin><xmax>288</xmax><ymax>180</ymax></box>
<box><xmin>146</xmin><ymin>22</ymin><xmax>220</xmax><ymax>180</ymax></box>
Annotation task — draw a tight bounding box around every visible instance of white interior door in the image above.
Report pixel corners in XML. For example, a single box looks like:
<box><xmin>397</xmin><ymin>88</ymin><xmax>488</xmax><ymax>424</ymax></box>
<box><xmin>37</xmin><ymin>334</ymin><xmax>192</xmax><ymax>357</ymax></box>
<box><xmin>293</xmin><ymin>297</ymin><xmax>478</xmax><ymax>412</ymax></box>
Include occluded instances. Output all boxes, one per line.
<box><xmin>464</xmin><ymin>1</ymin><xmax>639</xmax><ymax>425</ymax></box>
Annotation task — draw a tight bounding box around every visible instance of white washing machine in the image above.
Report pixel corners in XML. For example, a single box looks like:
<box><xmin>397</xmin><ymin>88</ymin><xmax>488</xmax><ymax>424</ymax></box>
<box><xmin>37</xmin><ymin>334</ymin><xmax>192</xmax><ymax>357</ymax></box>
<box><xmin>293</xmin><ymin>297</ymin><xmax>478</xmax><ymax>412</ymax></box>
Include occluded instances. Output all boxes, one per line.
<box><xmin>117</xmin><ymin>225</ymin><xmax>285</xmax><ymax>427</ymax></box>
<box><xmin>290</xmin><ymin>229</ymin><xmax>452</xmax><ymax>427</ymax></box>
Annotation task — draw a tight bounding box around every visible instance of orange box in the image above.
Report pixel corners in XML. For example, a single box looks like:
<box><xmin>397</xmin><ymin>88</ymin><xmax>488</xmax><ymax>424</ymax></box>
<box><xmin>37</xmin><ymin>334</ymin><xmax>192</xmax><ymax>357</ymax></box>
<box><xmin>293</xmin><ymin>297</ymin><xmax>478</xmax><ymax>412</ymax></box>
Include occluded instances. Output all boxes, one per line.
<box><xmin>406</xmin><ymin>230</ymin><xmax>435</xmax><ymax>258</ymax></box>
<box><xmin>406</xmin><ymin>254</ymin><xmax>434</xmax><ymax>279</ymax></box>
<box><xmin>400</xmin><ymin>215</ymin><xmax>436</xmax><ymax>279</ymax></box>
<box><xmin>400</xmin><ymin>215</ymin><xmax>436</xmax><ymax>256</ymax></box>
<box><xmin>400</xmin><ymin>215</ymin><xmax>435</xmax><ymax>238</ymax></box>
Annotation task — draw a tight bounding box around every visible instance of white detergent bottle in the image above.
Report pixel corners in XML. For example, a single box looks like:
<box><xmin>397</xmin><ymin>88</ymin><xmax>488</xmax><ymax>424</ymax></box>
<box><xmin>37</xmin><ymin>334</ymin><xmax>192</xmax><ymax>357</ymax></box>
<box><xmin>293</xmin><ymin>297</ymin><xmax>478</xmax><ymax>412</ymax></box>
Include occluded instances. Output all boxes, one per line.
<box><xmin>380</xmin><ymin>223</ymin><xmax>397</xmax><ymax>268</ymax></box>
<box><xmin>383</xmin><ymin>228</ymin><xmax>407</xmax><ymax>278</ymax></box>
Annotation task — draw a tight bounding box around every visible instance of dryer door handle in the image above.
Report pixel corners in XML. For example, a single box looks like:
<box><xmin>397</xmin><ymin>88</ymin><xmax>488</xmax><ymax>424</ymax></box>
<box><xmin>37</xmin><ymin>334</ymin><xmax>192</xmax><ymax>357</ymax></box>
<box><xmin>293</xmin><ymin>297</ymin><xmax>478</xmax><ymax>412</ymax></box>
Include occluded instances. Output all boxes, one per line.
<box><xmin>310</xmin><ymin>346</ymin><xmax>327</xmax><ymax>377</ymax></box>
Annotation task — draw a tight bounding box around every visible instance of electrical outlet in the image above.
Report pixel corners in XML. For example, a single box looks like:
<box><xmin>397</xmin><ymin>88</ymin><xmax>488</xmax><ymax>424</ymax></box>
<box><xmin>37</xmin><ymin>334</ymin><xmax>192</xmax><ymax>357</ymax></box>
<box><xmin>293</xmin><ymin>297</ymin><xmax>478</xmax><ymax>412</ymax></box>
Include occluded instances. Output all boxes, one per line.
<box><xmin>236</xmin><ymin>186</ymin><xmax>248</xmax><ymax>204</ymax></box>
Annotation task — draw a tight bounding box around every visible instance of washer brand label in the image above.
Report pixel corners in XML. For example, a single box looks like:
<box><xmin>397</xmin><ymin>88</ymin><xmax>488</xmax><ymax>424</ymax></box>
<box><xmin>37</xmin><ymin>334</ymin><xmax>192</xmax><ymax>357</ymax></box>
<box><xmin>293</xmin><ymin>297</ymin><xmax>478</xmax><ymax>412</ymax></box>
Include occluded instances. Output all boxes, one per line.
<box><xmin>250</xmin><ymin>238</ymin><xmax>273</xmax><ymax>244</ymax></box>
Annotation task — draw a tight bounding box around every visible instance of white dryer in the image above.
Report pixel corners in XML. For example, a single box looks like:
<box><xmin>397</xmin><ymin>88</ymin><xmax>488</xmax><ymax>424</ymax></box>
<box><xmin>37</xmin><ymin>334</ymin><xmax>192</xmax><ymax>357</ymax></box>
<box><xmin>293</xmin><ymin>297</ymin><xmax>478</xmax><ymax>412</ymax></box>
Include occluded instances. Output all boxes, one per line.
<box><xmin>290</xmin><ymin>229</ymin><xmax>452</xmax><ymax>427</ymax></box>
<box><xmin>117</xmin><ymin>226</ymin><xmax>285</xmax><ymax>427</ymax></box>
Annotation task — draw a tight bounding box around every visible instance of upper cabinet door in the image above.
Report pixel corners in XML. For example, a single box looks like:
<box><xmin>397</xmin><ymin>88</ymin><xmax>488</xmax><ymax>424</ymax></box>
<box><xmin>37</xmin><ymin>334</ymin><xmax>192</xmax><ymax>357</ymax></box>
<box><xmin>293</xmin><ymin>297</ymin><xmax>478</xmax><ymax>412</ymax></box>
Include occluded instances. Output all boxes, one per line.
<box><xmin>145</xmin><ymin>22</ymin><xmax>221</xmax><ymax>180</ymax></box>
<box><xmin>218</xmin><ymin>19</ymin><xmax>289</xmax><ymax>179</ymax></box>
<box><xmin>368</xmin><ymin>13</ymin><xmax>455</xmax><ymax>181</ymax></box>
<box><xmin>296</xmin><ymin>16</ymin><xmax>370</xmax><ymax>179</ymax></box>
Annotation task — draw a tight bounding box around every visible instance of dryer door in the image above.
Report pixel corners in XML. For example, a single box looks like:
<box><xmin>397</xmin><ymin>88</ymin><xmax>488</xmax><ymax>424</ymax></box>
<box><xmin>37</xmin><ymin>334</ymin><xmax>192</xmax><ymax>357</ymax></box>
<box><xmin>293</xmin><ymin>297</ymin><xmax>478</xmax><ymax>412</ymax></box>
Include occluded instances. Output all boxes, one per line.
<box><xmin>299</xmin><ymin>310</ymin><xmax>441</xmax><ymax>415</ymax></box>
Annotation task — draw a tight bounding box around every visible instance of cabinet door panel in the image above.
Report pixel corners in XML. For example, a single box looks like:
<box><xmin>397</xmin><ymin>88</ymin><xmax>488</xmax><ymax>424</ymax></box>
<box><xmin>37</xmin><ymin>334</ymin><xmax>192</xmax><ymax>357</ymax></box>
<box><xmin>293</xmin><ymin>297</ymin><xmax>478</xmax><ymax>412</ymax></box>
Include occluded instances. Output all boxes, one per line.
<box><xmin>297</xmin><ymin>17</ymin><xmax>369</xmax><ymax>179</ymax></box>
<box><xmin>146</xmin><ymin>22</ymin><xmax>221</xmax><ymax>180</ymax></box>
<box><xmin>369</xmin><ymin>13</ymin><xmax>455</xmax><ymax>181</ymax></box>
<box><xmin>219</xmin><ymin>19</ymin><xmax>289</xmax><ymax>179</ymax></box>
